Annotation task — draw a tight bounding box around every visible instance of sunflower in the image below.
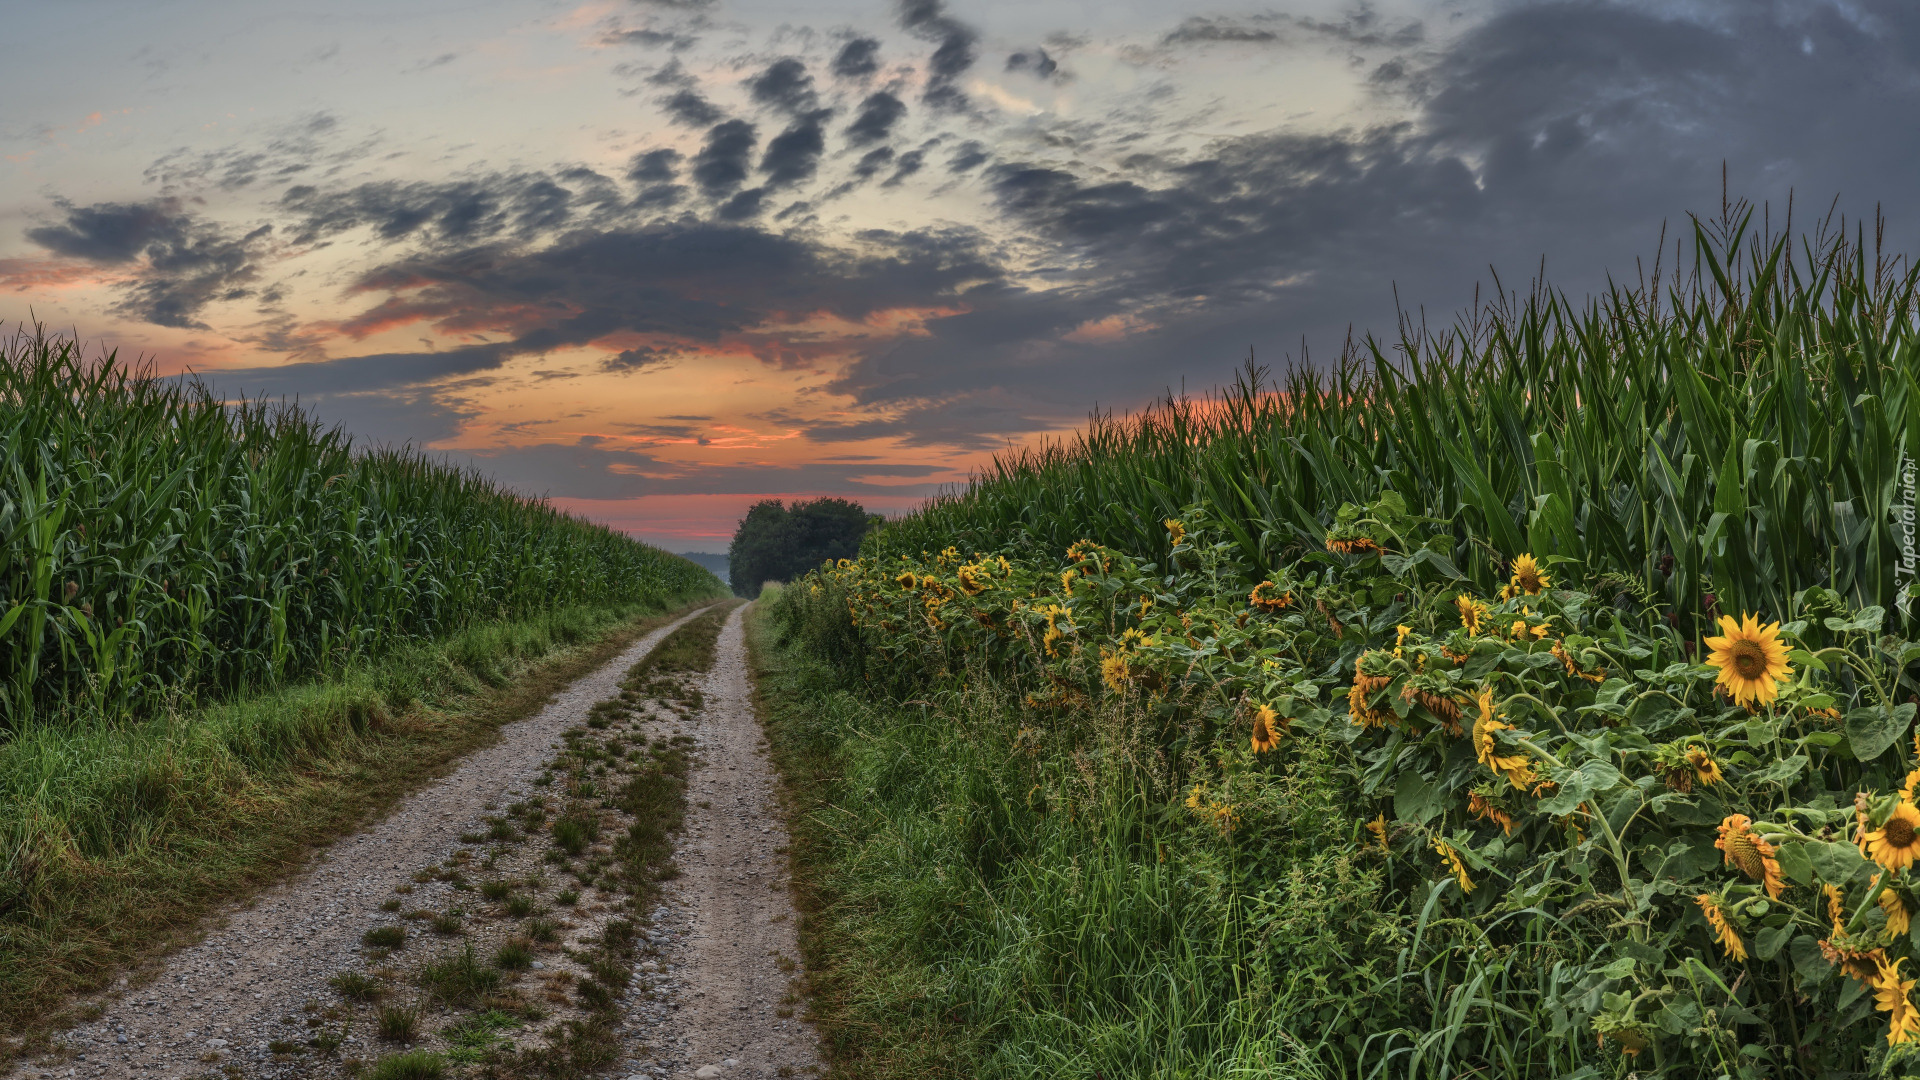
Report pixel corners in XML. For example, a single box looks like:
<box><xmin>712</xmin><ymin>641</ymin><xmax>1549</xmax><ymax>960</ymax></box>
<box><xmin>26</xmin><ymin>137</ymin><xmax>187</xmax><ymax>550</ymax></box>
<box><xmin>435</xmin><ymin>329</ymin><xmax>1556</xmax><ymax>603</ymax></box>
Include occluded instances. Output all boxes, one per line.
<box><xmin>1873</xmin><ymin>955</ymin><xmax>1920</xmax><ymax>1046</ymax></box>
<box><xmin>1684</xmin><ymin>746</ymin><xmax>1724</xmax><ymax>786</ymax></box>
<box><xmin>1353</xmin><ymin>653</ymin><xmax>1394</xmax><ymax>697</ymax></box>
<box><xmin>1821</xmin><ymin>936</ymin><xmax>1885</xmax><ymax>983</ymax></box>
<box><xmin>1061</xmin><ymin>569</ymin><xmax>1078</xmax><ymax>593</ymax></box>
<box><xmin>1867</xmin><ymin>800</ymin><xmax>1920</xmax><ymax>872</ymax></box>
<box><xmin>1455</xmin><ymin>594</ymin><xmax>1489</xmax><ymax>636</ymax></box>
<box><xmin>894</xmin><ymin>571</ymin><xmax>918</xmax><ymax>589</ymax></box>
<box><xmin>1696</xmin><ymin>893</ymin><xmax>1747</xmax><ymax>962</ymax></box>
<box><xmin>955</xmin><ymin>563</ymin><xmax>988</xmax><ymax>595</ymax></box>
<box><xmin>1325</xmin><ymin>534</ymin><xmax>1379</xmax><ymax>555</ymax></box>
<box><xmin>1703</xmin><ymin>613</ymin><xmax>1794</xmax><ymax>708</ymax></box>
<box><xmin>1431</xmin><ymin>837</ymin><xmax>1475</xmax><ymax>893</ymax></box>
<box><xmin>1472</xmin><ymin>687</ymin><xmax>1537</xmax><ymax>789</ymax></box>
<box><xmin>1365</xmin><ymin>813</ymin><xmax>1390</xmax><ymax>852</ymax></box>
<box><xmin>1348</xmin><ymin>684</ymin><xmax>1393</xmax><ymax>729</ymax></box>
<box><xmin>1884</xmin><ymin>889</ymin><xmax>1913</xmax><ymax>939</ymax></box>
<box><xmin>1550</xmin><ymin>641</ymin><xmax>1608</xmax><ymax>684</ymax></box>
<box><xmin>1249</xmin><ymin>580</ymin><xmax>1293</xmax><ymax>613</ymax></box>
<box><xmin>1509</xmin><ymin>553</ymin><xmax>1551</xmax><ymax>595</ymax></box>
<box><xmin>1164</xmin><ymin>518</ymin><xmax>1186</xmax><ymax>546</ymax></box>
<box><xmin>1826</xmin><ymin>884</ymin><xmax>1849</xmax><ymax>931</ymax></box>
<box><xmin>1099</xmin><ymin>649</ymin><xmax>1132</xmax><ymax>694</ymax></box>
<box><xmin>1716</xmin><ymin>814</ymin><xmax>1787</xmax><ymax>899</ymax></box>
<box><xmin>1250</xmin><ymin>704</ymin><xmax>1285</xmax><ymax>754</ymax></box>
<box><xmin>1467</xmin><ymin>790</ymin><xmax>1516</xmax><ymax>836</ymax></box>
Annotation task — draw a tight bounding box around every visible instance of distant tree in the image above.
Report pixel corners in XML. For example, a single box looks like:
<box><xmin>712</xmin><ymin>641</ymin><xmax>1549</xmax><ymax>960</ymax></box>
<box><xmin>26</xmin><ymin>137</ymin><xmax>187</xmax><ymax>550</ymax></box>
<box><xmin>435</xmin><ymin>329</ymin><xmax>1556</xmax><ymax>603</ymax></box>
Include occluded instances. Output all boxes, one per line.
<box><xmin>726</xmin><ymin>497</ymin><xmax>871</xmax><ymax>598</ymax></box>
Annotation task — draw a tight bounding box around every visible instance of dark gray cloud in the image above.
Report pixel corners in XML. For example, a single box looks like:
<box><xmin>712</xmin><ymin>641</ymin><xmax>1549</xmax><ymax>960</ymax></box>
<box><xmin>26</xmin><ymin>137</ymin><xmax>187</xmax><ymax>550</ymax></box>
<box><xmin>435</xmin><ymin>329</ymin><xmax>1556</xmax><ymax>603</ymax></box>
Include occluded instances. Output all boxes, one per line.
<box><xmin>844</xmin><ymin>92</ymin><xmax>907</xmax><ymax>146</ymax></box>
<box><xmin>946</xmin><ymin>141</ymin><xmax>988</xmax><ymax>172</ymax></box>
<box><xmin>601</xmin><ymin>27</ymin><xmax>697</xmax><ymax>50</ymax></box>
<box><xmin>603</xmin><ymin>345</ymin><xmax>679</xmax><ymax>372</ymax></box>
<box><xmin>662</xmin><ymin>88</ymin><xmax>724</xmax><ymax>127</ymax></box>
<box><xmin>852</xmin><ymin>146</ymin><xmax>895</xmax><ymax>180</ymax></box>
<box><xmin>1005</xmin><ymin>48</ymin><xmax>1058</xmax><ymax>78</ymax></box>
<box><xmin>832</xmin><ymin>37</ymin><xmax>881</xmax><ymax>79</ymax></box>
<box><xmin>897</xmin><ymin>0</ymin><xmax>978</xmax><ymax>112</ymax></box>
<box><xmin>884</xmin><ymin>148</ymin><xmax>925</xmax><ymax>187</ymax></box>
<box><xmin>691</xmin><ymin>119</ymin><xmax>758</xmax><ymax>197</ymax></box>
<box><xmin>627</xmin><ymin>148</ymin><xmax>680</xmax><ymax>184</ymax></box>
<box><xmin>27</xmin><ymin>198</ymin><xmax>269</xmax><ymax>329</ymax></box>
<box><xmin>279</xmin><ymin>172</ymin><xmax>621</xmax><ymax>248</ymax></box>
<box><xmin>761</xmin><ymin>114</ymin><xmax>829</xmax><ymax>187</ymax></box>
<box><xmin>746</xmin><ymin>58</ymin><xmax>819</xmax><ymax>115</ymax></box>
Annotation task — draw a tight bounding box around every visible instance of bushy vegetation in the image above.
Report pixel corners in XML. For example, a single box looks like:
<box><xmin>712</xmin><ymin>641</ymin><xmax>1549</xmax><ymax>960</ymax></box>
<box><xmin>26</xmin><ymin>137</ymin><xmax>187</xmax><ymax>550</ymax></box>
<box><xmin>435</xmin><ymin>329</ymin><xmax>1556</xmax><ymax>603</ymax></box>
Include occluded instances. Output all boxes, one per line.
<box><xmin>0</xmin><ymin>326</ymin><xmax>721</xmax><ymax>729</ymax></box>
<box><xmin>728</xmin><ymin>497</ymin><xmax>872</xmax><ymax>598</ymax></box>
<box><xmin>764</xmin><ymin>212</ymin><xmax>1920</xmax><ymax>1078</ymax></box>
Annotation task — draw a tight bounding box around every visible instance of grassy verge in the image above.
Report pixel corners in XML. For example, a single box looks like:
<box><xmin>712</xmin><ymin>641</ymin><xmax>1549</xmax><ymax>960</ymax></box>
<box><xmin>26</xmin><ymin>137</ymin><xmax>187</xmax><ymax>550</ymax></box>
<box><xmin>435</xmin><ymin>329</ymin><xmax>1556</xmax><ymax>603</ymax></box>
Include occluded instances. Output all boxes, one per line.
<box><xmin>746</xmin><ymin>588</ymin><xmax>1349</xmax><ymax>1080</ymax></box>
<box><xmin>0</xmin><ymin>596</ymin><xmax>718</xmax><ymax>1045</ymax></box>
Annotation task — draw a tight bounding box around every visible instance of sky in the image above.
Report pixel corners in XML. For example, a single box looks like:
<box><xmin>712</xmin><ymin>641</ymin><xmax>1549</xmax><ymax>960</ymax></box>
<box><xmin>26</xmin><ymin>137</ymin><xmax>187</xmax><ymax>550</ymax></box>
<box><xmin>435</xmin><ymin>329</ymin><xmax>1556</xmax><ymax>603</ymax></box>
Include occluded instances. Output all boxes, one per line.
<box><xmin>5</xmin><ymin>0</ymin><xmax>1919</xmax><ymax>551</ymax></box>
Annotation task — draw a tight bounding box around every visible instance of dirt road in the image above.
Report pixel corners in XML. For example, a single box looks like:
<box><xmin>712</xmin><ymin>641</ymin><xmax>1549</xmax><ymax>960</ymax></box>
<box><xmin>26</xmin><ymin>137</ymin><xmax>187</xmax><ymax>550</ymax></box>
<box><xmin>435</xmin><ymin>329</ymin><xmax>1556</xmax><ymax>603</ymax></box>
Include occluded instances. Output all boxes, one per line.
<box><xmin>16</xmin><ymin>603</ymin><xmax>819</xmax><ymax>1080</ymax></box>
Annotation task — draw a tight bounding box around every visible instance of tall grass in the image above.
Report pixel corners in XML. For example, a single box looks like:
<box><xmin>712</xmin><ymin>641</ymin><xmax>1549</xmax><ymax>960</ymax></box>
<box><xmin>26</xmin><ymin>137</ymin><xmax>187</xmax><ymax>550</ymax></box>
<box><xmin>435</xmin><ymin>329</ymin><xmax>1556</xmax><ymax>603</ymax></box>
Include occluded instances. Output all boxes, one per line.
<box><xmin>876</xmin><ymin>205</ymin><xmax>1920</xmax><ymax>639</ymax></box>
<box><xmin>0</xmin><ymin>326</ymin><xmax>720</xmax><ymax>730</ymax></box>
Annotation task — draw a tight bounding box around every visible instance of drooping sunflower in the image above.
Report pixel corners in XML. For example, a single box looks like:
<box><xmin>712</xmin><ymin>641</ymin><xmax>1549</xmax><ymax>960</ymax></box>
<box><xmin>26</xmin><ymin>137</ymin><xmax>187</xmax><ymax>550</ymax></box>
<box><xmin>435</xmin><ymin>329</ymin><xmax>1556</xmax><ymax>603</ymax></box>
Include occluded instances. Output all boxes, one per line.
<box><xmin>1467</xmin><ymin>789</ymin><xmax>1516</xmax><ymax>836</ymax></box>
<box><xmin>1703</xmin><ymin>613</ymin><xmax>1793</xmax><ymax>708</ymax></box>
<box><xmin>1684</xmin><ymin>746</ymin><xmax>1725</xmax><ymax>786</ymax></box>
<box><xmin>1431</xmin><ymin>837</ymin><xmax>1475</xmax><ymax>893</ymax></box>
<box><xmin>1348</xmin><ymin>684</ymin><xmax>1393</xmax><ymax>729</ymax></box>
<box><xmin>1470</xmin><ymin>687</ymin><xmax>1536</xmax><ymax>789</ymax></box>
<box><xmin>1884</xmin><ymin>890</ymin><xmax>1914</xmax><ymax>939</ymax></box>
<box><xmin>1866</xmin><ymin>799</ymin><xmax>1920</xmax><ymax>872</ymax></box>
<box><xmin>1325</xmin><ymin>534</ymin><xmax>1380</xmax><ymax>556</ymax></box>
<box><xmin>1873</xmin><ymin>955</ymin><xmax>1920</xmax><ymax>1046</ymax></box>
<box><xmin>1353</xmin><ymin>652</ymin><xmax>1394</xmax><ymax>697</ymax></box>
<box><xmin>955</xmin><ymin>563</ymin><xmax>988</xmax><ymax>595</ymax></box>
<box><xmin>1509</xmin><ymin>553</ymin><xmax>1551</xmax><ymax>595</ymax></box>
<box><xmin>1454</xmin><ymin>594</ymin><xmax>1489</xmax><ymax>636</ymax></box>
<box><xmin>1249</xmin><ymin>580</ymin><xmax>1293</xmax><ymax>613</ymax></box>
<box><xmin>1696</xmin><ymin>893</ymin><xmax>1747</xmax><ymax>962</ymax></box>
<box><xmin>1821</xmin><ymin>935</ymin><xmax>1886</xmax><ymax>983</ymax></box>
<box><xmin>1250</xmin><ymin>704</ymin><xmax>1285</xmax><ymax>754</ymax></box>
<box><xmin>1715</xmin><ymin>814</ymin><xmax>1787</xmax><ymax>899</ymax></box>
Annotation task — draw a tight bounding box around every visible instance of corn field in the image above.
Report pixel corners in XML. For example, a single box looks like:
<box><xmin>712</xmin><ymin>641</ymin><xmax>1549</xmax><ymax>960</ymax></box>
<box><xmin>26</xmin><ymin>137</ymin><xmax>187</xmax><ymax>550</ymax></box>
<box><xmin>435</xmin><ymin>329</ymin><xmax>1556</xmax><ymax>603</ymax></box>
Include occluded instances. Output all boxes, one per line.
<box><xmin>0</xmin><ymin>328</ymin><xmax>720</xmax><ymax>730</ymax></box>
<box><xmin>876</xmin><ymin>207</ymin><xmax>1920</xmax><ymax>642</ymax></box>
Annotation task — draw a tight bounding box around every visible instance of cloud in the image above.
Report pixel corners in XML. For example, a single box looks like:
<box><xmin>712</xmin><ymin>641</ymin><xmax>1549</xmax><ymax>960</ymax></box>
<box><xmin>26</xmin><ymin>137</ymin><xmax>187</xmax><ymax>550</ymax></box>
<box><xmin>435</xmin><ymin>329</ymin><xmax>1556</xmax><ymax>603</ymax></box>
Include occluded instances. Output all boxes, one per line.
<box><xmin>601</xmin><ymin>27</ymin><xmax>697</xmax><ymax>50</ymax></box>
<box><xmin>26</xmin><ymin>198</ymin><xmax>271</xmax><ymax>329</ymax></box>
<box><xmin>662</xmin><ymin>88</ymin><xmax>724</xmax><ymax>127</ymax></box>
<box><xmin>1005</xmin><ymin>48</ymin><xmax>1058</xmax><ymax>78</ymax></box>
<box><xmin>897</xmin><ymin>0</ymin><xmax>978</xmax><ymax>112</ymax></box>
<box><xmin>844</xmin><ymin>92</ymin><xmax>907</xmax><ymax>146</ymax></box>
<box><xmin>279</xmin><ymin>172</ymin><xmax>623</xmax><ymax>248</ymax></box>
<box><xmin>602</xmin><ymin>345</ymin><xmax>679</xmax><ymax>371</ymax></box>
<box><xmin>468</xmin><ymin>438</ymin><xmax>946</xmax><ymax>500</ymax></box>
<box><xmin>1161</xmin><ymin>7</ymin><xmax>1422</xmax><ymax>50</ymax></box>
<box><xmin>627</xmin><ymin>148</ymin><xmax>681</xmax><ymax>184</ymax></box>
<box><xmin>691</xmin><ymin>120</ymin><xmax>758</xmax><ymax>198</ymax></box>
<box><xmin>831</xmin><ymin>36</ymin><xmax>881</xmax><ymax>79</ymax></box>
<box><xmin>746</xmin><ymin>57</ymin><xmax>819</xmax><ymax>115</ymax></box>
<box><xmin>761</xmin><ymin>114</ymin><xmax>829</xmax><ymax>187</ymax></box>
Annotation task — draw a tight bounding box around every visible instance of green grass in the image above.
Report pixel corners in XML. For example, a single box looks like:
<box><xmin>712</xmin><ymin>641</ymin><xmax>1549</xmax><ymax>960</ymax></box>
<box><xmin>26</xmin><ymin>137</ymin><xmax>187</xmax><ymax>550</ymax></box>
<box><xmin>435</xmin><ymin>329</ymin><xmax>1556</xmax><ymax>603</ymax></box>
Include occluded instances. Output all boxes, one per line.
<box><xmin>368</xmin><ymin>1048</ymin><xmax>444</xmax><ymax>1079</ymax></box>
<box><xmin>748</xmin><ymin>595</ymin><xmax>1329</xmax><ymax>1079</ymax></box>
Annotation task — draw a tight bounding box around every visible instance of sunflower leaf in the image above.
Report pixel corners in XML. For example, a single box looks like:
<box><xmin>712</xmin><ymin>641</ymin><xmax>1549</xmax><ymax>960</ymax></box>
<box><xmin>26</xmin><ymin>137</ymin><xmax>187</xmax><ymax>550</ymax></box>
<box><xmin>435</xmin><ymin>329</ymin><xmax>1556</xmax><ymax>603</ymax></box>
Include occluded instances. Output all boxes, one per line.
<box><xmin>1844</xmin><ymin>703</ymin><xmax>1915</xmax><ymax>762</ymax></box>
<box><xmin>1806</xmin><ymin>840</ymin><xmax>1870</xmax><ymax>886</ymax></box>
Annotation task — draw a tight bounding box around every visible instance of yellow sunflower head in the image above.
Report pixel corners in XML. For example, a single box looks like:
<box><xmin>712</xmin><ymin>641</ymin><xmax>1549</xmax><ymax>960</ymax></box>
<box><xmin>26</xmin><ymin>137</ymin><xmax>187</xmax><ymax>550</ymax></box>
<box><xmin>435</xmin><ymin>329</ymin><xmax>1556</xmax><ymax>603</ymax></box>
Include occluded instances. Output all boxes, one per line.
<box><xmin>1715</xmin><ymin>813</ymin><xmax>1786</xmax><ymax>899</ymax></box>
<box><xmin>1868</xmin><ymin>800</ymin><xmax>1920</xmax><ymax>873</ymax></box>
<box><xmin>1365</xmin><ymin>813</ymin><xmax>1390</xmax><ymax>852</ymax></box>
<box><xmin>1873</xmin><ymin>955</ymin><xmax>1920</xmax><ymax>1046</ymax></box>
<box><xmin>1883</xmin><ymin>889</ymin><xmax>1913</xmax><ymax>940</ymax></box>
<box><xmin>1684</xmin><ymin>746</ymin><xmax>1724</xmax><ymax>786</ymax></box>
<box><xmin>1250</xmin><ymin>704</ymin><xmax>1284</xmax><ymax>754</ymax></box>
<box><xmin>1164</xmin><ymin>518</ymin><xmax>1186</xmax><ymax>546</ymax></box>
<box><xmin>1695</xmin><ymin>893</ymin><xmax>1747</xmax><ymax>962</ymax></box>
<box><xmin>1703</xmin><ymin>613</ymin><xmax>1793</xmax><ymax>708</ymax></box>
<box><xmin>1431</xmin><ymin>836</ymin><xmax>1475</xmax><ymax>893</ymax></box>
<box><xmin>1509</xmin><ymin>553</ymin><xmax>1550</xmax><ymax>595</ymax></box>
<box><xmin>1454</xmin><ymin>594</ymin><xmax>1487</xmax><ymax>636</ymax></box>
